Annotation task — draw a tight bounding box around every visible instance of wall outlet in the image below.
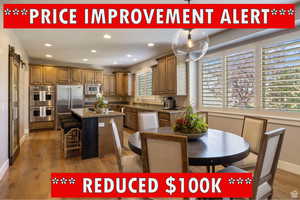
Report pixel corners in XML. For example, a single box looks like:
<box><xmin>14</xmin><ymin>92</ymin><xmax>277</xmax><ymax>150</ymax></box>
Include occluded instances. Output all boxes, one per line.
<box><xmin>98</xmin><ymin>122</ymin><xmax>105</xmax><ymax>127</ymax></box>
<box><xmin>24</xmin><ymin>128</ymin><xmax>29</xmax><ymax>135</ymax></box>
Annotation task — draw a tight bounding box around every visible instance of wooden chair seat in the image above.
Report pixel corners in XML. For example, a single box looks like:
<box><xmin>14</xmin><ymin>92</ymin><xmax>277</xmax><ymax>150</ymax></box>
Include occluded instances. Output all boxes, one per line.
<box><xmin>121</xmin><ymin>155</ymin><xmax>143</xmax><ymax>173</ymax></box>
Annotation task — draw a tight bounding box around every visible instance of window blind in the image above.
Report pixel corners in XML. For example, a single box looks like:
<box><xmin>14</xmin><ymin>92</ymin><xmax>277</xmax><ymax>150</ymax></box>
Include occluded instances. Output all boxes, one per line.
<box><xmin>226</xmin><ymin>50</ymin><xmax>256</xmax><ymax>108</ymax></box>
<box><xmin>136</xmin><ymin>71</ymin><xmax>152</xmax><ymax>96</ymax></box>
<box><xmin>202</xmin><ymin>57</ymin><xmax>224</xmax><ymax>107</ymax></box>
<box><xmin>262</xmin><ymin>39</ymin><xmax>300</xmax><ymax>111</ymax></box>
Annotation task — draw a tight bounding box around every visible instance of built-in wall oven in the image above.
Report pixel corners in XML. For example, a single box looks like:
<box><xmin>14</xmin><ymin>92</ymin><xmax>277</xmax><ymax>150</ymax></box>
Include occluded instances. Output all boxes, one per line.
<box><xmin>30</xmin><ymin>85</ymin><xmax>56</xmax><ymax>122</ymax></box>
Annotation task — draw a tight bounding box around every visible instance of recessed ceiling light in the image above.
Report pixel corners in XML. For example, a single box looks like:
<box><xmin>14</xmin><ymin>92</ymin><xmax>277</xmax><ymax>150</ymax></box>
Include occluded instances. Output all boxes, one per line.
<box><xmin>83</xmin><ymin>58</ymin><xmax>88</xmax><ymax>62</ymax></box>
<box><xmin>113</xmin><ymin>61</ymin><xmax>118</xmax><ymax>65</ymax></box>
<box><xmin>148</xmin><ymin>43</ymin><xmax>155</xmax><ymax>47</ymax></box>
<box><xmin>104</xmin><ymin>34</ymin><xmax>111</xmax><ymax>39</ymax></box>
<box><xmin>44</xmin><ymin>43</ymin><xmax>52</xmax><ymax>47</ymax></box>
<box><xmin>91</xmin><ymin>49</ymin><xmax>97</xmax><ymax>53</ymax></box>
<box><xmin>127</xmin><ymin>54</ymin><xmax>132</xmax><ymax>58</ymax></box>
<box><xmin>45</xmin><ymin>54</ymin><xmax>53</xmax><ymax>58</ymax></box>
<box><xmin>133</xmin><ymin>58</ymin><xmax>137</xmax><ymax>61</ymax></box>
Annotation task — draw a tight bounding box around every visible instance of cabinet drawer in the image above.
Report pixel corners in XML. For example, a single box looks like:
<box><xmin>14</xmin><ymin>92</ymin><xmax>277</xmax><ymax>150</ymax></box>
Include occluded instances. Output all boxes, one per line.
<box><xmin>158</xmin><ymin>112</ymin><xmax>170</xmax><ymax>120</ymax></box>
<box><xmin>159</xmin><ymin>119</ymin><xmax>170</xmax><ymax>127</ymax></box>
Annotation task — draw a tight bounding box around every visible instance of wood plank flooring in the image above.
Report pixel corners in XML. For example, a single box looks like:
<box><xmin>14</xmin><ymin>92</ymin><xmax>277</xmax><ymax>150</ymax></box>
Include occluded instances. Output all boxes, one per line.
<box><xmin>0</xmin><ymin>130</ymin><xmax>299</xmax><ymax>199</ymax></box>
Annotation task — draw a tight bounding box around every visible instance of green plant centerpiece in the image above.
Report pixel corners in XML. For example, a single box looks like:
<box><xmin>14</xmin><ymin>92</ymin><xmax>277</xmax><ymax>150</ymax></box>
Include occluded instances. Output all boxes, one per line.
<box><xmin>94</xmin><ymin>93</ymin><xmax>108</xmax><ymax>113</ymax></box>
<box><xmin>173</xmin><ymin>106</ymin><xmax>208</xmax><ymax>139</ymax></box>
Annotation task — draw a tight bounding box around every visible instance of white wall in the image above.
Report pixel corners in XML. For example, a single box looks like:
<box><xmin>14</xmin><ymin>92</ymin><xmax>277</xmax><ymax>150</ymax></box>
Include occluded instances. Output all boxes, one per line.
<box><xmin>0</xmin><ymin>4</ymin><xmax>29</xmax><ymax>178</ymax></box>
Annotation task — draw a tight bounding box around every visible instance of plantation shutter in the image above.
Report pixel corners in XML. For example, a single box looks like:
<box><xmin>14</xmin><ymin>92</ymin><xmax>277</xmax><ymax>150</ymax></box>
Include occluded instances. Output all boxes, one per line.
<box><xmin>136</xmin><ymin>71</ymin><xmax>153</xmax><ymax>97</ymax></box>
<box><xmin>262</xmin><ymin>39</ymin><xmax>300</xmax><ymax>111</ymax></box>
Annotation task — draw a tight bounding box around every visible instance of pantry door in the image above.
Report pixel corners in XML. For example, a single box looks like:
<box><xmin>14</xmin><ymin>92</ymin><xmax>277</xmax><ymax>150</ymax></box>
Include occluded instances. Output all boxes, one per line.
<box><xmin>8</xmin><ymin>46</ymin><xmax>20</xmax><ymax>165</ymax></box>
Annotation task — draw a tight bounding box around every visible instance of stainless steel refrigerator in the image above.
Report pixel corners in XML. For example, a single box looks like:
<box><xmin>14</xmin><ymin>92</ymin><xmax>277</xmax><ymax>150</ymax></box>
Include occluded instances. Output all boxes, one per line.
<box><xmin>56</xmin><ymin>85</ymin><xmax>84</xmax><ymax>114</ymax></box>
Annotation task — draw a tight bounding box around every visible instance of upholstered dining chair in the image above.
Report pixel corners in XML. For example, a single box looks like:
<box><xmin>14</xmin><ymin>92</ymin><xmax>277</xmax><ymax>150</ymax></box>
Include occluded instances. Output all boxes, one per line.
<box><xmin>231</xmin><ymin>116</ymin><xmax>268</xmax><ymax>170</ymax></box>
<box><xmin>110</xmin><ymin>119</ymin><xmax>142</xmax><ymax>173</ymax></box>
<box><xmin>140</xmin><ymin>132</ymin><xmax>188</xmax><ymax>173</ymax></box>
<box><xmin>218</xmin><ymin>128</ymin><xmax>285</xmax><ymax>200</ymax></box>
<box><xmin>196</xmin><ymin>112</ymin><xmax>208</xmax><ymax>124</ymax></box>
<box><xmin>138</xmin><ymin>112</ymin><xmax>159</xmax><ymax>131</ymax></box>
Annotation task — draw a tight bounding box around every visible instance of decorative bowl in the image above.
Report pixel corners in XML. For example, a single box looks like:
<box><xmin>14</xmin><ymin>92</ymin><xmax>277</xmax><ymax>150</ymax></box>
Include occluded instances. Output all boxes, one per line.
<box><xmin>175</xmin><ymin>131</ymin><xmax>207</xmax><ymax>140</ymax></box>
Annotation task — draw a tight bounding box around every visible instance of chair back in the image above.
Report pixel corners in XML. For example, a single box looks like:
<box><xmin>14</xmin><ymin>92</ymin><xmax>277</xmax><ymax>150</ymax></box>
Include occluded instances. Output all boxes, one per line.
<box><xmin>242</xmin><ymin>116</ymin><xmax>267</xmax><ymax>154</ymax></box>
<box><xmin>110</xmin><ymin>118</ymin><xmax>123</xmax><ymax>172</ymax></box>
<box><xmin>141</xmin><ymin>132</ymin><xmax>188</xmax><ymax>173</ymax></box>
<box><xmin>196</xmin><ymin>112</ymin><xmax>208</xmax><ymax>124</ymax></box>
<box><xmin>253</xmin><ymin>128</ymin><xmax>285</xmax><ymax>200</ymax></box>
<box><xmin>138</xmin><ymin>112</ymin><xmax>159</xmax><ymax>131</ymax></box>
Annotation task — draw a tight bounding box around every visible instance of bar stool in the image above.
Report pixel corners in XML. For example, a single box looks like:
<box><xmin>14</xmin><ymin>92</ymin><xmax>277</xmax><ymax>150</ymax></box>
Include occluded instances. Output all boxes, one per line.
<box><xmin>63</xmin><ymin>128</ymin><xmax>81</xmax><ymax>158</ymax></box>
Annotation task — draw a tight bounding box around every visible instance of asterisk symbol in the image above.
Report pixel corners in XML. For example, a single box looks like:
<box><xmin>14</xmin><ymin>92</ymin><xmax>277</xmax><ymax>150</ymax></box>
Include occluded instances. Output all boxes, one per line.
<box><xmin>4</xmin><ymin>9</ymin><xmax>11</xmax><ymax>16</ymax></box>
<box><xmin>51</xmin><ymin>178</ymin><xmax>59</xmax><ymax>184</ymax></box>
<box><xmin>279</xmin><ymin>9</ymin><xmax>286</xmax><ymax>15</ymax></box>
<box><xmin>228</xmin><ymin>178</ymin><xmax>235</xmax><ymax>184</ymax></box>
<box><xmin>237</xmin><ymin>178</ymin><xmax>243</xmax><ymax>184</ymax></box>
<box><xmin>245</xmin><ymin>178</ymin><xmax>252</xmax><ymax>184</ymax></box>
<box><xmin>287</xmin><ymin>9</ymin><xmax>295</xmax><ymax>15</ymax></box>
<box><xmin>12</xmin><ymin>9</ymin><xmax>19</xmax><ymax>16</ymax></box>
<box><xmin>69</xmin><ymin>178</ymin><xmax>76</xmax><ymax>184</ymax></box>
<box><xmin>271</xmin><ymin>9</ymin><xmax>278</xmax><ymax>15</ymax></box>
<box><xmin>60</xmin><ymin>178</ymin><xmax>67</xmax><ymax>184</ymax></box>
<box><xmin>21</xmin><ymin>9</ymin><xmax>28</xmax><ymax>15</ymax></box>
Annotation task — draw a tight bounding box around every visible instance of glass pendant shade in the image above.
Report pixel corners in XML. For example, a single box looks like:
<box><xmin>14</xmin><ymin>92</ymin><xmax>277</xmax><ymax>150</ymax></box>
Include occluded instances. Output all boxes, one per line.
<box><xmin>172</xmin><ymin>29</ymin><xmax>209</xmax><ymax>62</ymax></box>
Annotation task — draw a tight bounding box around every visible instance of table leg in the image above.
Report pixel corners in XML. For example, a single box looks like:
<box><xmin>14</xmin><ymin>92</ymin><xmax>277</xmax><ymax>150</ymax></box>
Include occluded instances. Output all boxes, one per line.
<box><xmin>212</xmin><ymin>165</ymin><xmax>215</xmax><ymax>173</ymax></box>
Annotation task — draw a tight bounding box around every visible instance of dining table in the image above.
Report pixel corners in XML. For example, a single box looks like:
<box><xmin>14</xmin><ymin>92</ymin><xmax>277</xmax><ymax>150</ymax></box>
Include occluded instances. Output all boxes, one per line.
<box><xmin>128</xmin><ymin>127</ymin><xmax>250</xmax><ymax>172</ymax></box>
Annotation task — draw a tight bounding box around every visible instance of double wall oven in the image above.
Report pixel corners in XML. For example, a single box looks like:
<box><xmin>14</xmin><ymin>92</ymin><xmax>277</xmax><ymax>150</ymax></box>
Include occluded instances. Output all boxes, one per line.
<box><xmin>30</xmin><ymin>85</ymin><xmax>56</xmax><ymax>122</ymax></box>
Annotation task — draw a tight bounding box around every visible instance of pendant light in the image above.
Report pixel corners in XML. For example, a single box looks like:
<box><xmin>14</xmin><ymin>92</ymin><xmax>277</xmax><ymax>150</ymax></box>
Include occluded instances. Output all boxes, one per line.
<box><xmin>172</xmin><ymin>0</ymin><xmax>209</xmax><ymax>62</ymax></box>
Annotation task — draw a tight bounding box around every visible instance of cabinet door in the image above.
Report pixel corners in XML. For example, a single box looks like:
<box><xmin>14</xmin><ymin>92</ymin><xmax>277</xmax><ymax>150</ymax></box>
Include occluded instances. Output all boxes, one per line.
<box><xmin>157</xmin><ymin>58</ymin><xmax>167</xmax><ymax>94</ymax></box>
<box><xmin>109</xmin><ymin>75</ymin><xmax>116</xmax><ymax>96</ymax></box>
<box><xmin>43</xmin><ymin>66</ymin><xmax>57</xmax><ymax>85</ymax></box>
<box><xmin>56</xmin><ymin>67</ymin><xmax>70</xmax><ymax>84</ymax></box>
<box><xmin>103</xmin><ymin>74</ymin><xmax>110</xmax><ymax>96</ymax></box>
<box><xmin>94</xmin><ymin>71</ymin><xmax>103</xmax><ymax>84</ymax></box>
<box><xmin>115</xmin><ymin>73</ymin><xmax>124</xmax><ymax>96</ymax></box>
<box><xmin>70</xmin><ymin>69</ymin><xmax>82</xmax><ymax>84</ymax></box>
<box><xmin>30</xmin><ymin>65</ymin><xmax>44</xmax><ymax>84</ymax></box>
<box><xmin>166</xmin><ymin>55</ymin><xmax>177</xmax><ymax>94</ymax></box>
<box><xmin>152</xmin><ymin>65</ymin><xmax>159</xmax><ymax>95</ymax></box>
<box><xmin>123</xmin><ymin>73</ymin><xmax>128</xmax><ymax>96</ymax></box>
<box><xmin>84</xmin><ymin>70</ymin><xmax>95</xmax><ymax>84</ymax></box>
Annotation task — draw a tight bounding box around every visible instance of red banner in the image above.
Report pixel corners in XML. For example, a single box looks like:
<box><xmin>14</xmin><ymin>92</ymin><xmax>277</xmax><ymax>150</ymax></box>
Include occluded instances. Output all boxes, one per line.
<box><xmin>51</xmin><ymin>173</ymin><xmax>253</xmax><ymax>198</ymax></box>
<box><xmin>3</xmin><ymin>4</ymin><xmax>295</xmax><ymax>29</ymax></box>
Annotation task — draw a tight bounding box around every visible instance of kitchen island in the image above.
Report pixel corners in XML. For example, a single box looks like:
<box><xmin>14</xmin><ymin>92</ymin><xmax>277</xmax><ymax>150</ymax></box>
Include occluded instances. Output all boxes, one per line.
<box><xmin>71</xmin><ymin>108</ymin><xmax>124</xmax><ymax>159</ymax></box>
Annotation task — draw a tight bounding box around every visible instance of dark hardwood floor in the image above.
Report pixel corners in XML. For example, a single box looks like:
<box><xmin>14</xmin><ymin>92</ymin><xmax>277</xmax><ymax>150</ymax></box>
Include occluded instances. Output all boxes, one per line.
<box><xmin>0</xmin><ymin>130</ymin><xmax>299</xmax><ymax>199</ymax></box>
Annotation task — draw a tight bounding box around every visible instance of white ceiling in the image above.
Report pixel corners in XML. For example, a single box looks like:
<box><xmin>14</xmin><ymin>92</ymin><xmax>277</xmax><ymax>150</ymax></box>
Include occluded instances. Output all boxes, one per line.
<box><xmin>3</xmin><ymin>0</ymin><xmax>300</xmax><ymax>68</ymax></box>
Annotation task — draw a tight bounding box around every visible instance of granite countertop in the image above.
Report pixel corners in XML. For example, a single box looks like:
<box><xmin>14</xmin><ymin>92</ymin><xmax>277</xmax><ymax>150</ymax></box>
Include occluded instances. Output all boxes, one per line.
<box><xmin>123</xmin><ymin>105</ymin><xmax>185</xmax><ymax>114</ymax></box>
<box><xmin>71</xmin><ymin>108</ymin><xmax>124</xmax><ymax>119</ymax></box>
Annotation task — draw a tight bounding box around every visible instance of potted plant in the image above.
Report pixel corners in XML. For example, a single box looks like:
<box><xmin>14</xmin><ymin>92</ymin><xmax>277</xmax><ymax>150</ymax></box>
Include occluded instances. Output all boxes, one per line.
<box><xmin>173</xmin><ymin>106</ymin><xmax>208</xmax><ymax>139</ymax></box>
<box><xmin>94</xmin><ymin>93</ymin><xmax>107</xmax><ymax>113</ymax></box>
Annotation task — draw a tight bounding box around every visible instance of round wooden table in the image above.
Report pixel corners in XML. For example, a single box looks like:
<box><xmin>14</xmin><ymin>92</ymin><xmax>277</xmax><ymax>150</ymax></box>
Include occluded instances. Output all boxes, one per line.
<box><xmin>128</xmin><ymin>127</ymin><xmax>250</xmax><ymax>172</ymax></box>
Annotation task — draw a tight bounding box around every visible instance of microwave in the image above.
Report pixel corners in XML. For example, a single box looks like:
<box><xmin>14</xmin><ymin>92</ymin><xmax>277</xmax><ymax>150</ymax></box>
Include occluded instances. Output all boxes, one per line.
<box><xmin>85</xmin><ymin>84</ymin><xmax>102</xmax><ymax>95</ymax></box>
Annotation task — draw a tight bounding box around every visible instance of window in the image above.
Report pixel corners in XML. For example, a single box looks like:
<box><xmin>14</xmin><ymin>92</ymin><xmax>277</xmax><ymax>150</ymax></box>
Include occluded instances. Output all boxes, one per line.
<box><xmin>262</xmin><ymin>39</ymin><xmax>300</xmax><ymax>111</ymax></box>
<box><xmin>136</xmin><ymin>70</ymin><xmax>152</xmax><ymax>96</ymax></box>
<box><xmin>202</xmin><ymin>57</ymin><xmax>224</xmax><ymax>107</ymax></box>
<box><xmin>226</xmin><ymin>50</ymin><xmax>256</xmax><ymax>108</ymax></box>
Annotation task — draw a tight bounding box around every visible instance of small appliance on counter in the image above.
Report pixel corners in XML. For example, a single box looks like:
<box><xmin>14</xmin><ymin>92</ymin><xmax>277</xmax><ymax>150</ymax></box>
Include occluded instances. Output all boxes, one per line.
<box><xmin>163</xmin><ymin>97</ymin><xmax>177</xmax><ymax>110</ymax></box>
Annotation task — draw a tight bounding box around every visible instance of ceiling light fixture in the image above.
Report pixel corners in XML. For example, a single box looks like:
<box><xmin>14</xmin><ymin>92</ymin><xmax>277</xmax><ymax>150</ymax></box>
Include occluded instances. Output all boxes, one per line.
<box><xmin>91</xmin><ymin>49</ymin><xmax>97</xmax><ymax>53</ymax></box>
<box><xmin>45</xmin><ymin>54</ymin><xmax>53</xmax><ymax>58</ymax></box>
<box><xmin>104</xmin><ymin>34</ymin><xmax>112</xmax><ymax>39</ymax></box>
<box><xmin>44</xmin><ymin>43</ymin><xmax>52</xmax><ymax>47</ymax></box>
<box><xmin>83</xmin><ymin>58</ymin><xmax>88</xmax><ymax>62</ymax></box>
<box><xmin>127</xmin><ymin>54</ymin><xmax>132</xmax><ymax>58</ymax></box>
<box><xmin>133</xmin><ymin>58</ymin><xmax>137</xmax><ymax>61</ymax></box>
<box><xmin>113</xmin><ymin>61</ymin><xmax>118</xmax><ymax>65</ymax></box>
<box><xmin>172</xmin><ymin>0</ymin><xmax>209</xmax><ymax>62</ymax></box>
<box><xmin>147</xmin><ymin>43</ymin><xmax>155</xmax><ymax>47</ymax></box>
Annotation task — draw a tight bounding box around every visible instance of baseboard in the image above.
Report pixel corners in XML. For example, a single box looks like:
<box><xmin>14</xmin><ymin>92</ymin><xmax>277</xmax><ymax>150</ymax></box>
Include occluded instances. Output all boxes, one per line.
<box><xmin>0</xmin><ymin>160</ymin><xmax>9</xmax><ymax>181</ymax></box>
<box><xmin>278</xmin><ymin>160</ymin><xmax>300</xmax><ymax>175</ymax></box>
<box><xmin>20</xmin><ymin>133</ymin><xmax>27</xmax><ymax>146</ymax></box>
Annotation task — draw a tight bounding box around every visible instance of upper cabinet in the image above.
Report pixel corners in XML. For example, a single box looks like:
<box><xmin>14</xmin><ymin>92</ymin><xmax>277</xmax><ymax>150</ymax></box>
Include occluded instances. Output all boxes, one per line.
<box><xmin>94</xmin><ymin>71</ymin><xmax>104</xmax><ymax>84</ymax></box>
<box><xmin>56</xmin><ymin>67</ymin><xmax>70</xmax><ymax>84</ymax></box>
<box><xmin>153</xmin><ymin>55</ymin><xmax>187</xmax><ymax>96</ymax></box>
<box><xmin>84</xmin><ymin>70</ymin><xmax>95</xmax><ymax>84</ymax></box>
<box><xmin>43</xmin><ymin>66</ymin><xmax>57</xmax><ymax>85</ymax></box>
<box><xmin>70</xmin><ymin>68</ymin><xmax>83</xmax><ymax>84</ymax></box>
<box><xmin>103</xmin><ymin>74</ymin><xmax>116</xmax><ymax>96</ymax></box>
<box><xmin>115</xmin><ymin>72</ymin><xmax>133</xmax><ymax>97</ymax></box>
<box><xmin>30</xmin><ymin>65</ymin><xmax>44</xmax><ymax>85</ymax></box>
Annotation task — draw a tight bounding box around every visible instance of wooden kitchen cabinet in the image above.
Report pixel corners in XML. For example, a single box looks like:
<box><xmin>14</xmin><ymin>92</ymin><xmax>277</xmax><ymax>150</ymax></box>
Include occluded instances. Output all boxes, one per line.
<box><xmin>43</xmin><ymin>66</ymin><xmax>57</xmax><ymax>85</ymax></box>
<box><xmin>115</xmin><ymin>72</ymin><xmax>133</xmax><ymax>97</ymax></box>
<box><xmin>70</xmin><ymin>68</ymin><xmax>83</xmax><ymax>84</ymax></box>
<box><xmin>56</xmin><ymin>67</ymin><xmax>70</xmax><ymax>84</ymax></box>
<box><xmin>154</xmin><ymin>54</ymin><xmax>187</xmax><ymax>96</ymax></box>
<box><xmin>104</xmin><ymin>74</ymin><xmax>116</xmax><ymax>96</ymax></box>
<box><xmin>94</xmin><ymin>71</ymin><xmax>104</xmax><ymax>84</ymax></box>
<box><xmin>84</xmin><ymin>70</ymin><xmax>95</xmax><ymax>84</ymax></box>
<box><xmin>30</xmin><ymin>65</ymin><xmax>44</xmax><ymax>85</ymax></box>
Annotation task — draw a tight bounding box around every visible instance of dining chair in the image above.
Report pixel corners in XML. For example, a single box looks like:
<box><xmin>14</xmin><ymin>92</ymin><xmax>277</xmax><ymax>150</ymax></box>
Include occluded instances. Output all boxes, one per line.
<box><xmin>138</xmin><ymin>112</ymin><xmax>159</xmax><ymax>131</ymax></box>
<box><xmin>110</xmin><ymin>119</ymin><xmax>142</xmax><ymax>173</ymax></box>
<box><xmin>196</xmin><ymin>112</ymin><xmax>208</xmax><ymax>124</ymax></box>
<box><xmin>232</xmin><ymin>116</ymin><xmax>268</xmax><ymax>170</ymax></box>
<box><xmin>140</xmin><ymin>132</ymin><xmax>188</xmax><ymax>173</ymax></box>
<box><xmin>219</xmin><ymin>128</ymin><xmax>285</xmax><ymax>200</ymax></box>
